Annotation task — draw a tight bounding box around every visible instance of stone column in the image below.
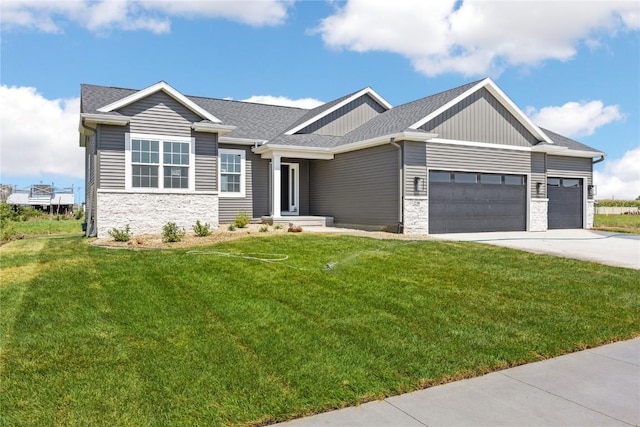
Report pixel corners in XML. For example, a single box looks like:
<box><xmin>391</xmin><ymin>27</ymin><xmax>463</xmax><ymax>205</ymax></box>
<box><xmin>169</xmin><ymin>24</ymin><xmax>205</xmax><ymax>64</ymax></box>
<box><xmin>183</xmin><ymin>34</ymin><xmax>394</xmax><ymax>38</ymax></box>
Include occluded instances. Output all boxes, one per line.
<box><xmin>403</xmin><ymin>196</ymin><xmax>429</xmax><ymax>234</ymax></box>
<box><xmin>530</xmin><ymin>198</ymin><xmax>548</xmax><ymax>231</ymax></box>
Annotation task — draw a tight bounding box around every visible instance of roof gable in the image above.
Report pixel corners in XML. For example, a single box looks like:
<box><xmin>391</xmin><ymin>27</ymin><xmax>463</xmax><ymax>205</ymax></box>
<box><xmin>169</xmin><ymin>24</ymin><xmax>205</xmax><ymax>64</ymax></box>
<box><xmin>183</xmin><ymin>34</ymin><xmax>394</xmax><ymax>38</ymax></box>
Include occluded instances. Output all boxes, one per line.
<box><xmin>96</xmin><ymin>81</ymin><xmax>222</xmax><ymax>124</ymax></box>
<box><xmin>410</xmin><ymin>78</ymin><xmax>552</xmax><ymax>144</ymax></box>
<box><xmin>284</xmin><ymin>87</ymin><xmax>392</xmax><ymax>135</ymax></box>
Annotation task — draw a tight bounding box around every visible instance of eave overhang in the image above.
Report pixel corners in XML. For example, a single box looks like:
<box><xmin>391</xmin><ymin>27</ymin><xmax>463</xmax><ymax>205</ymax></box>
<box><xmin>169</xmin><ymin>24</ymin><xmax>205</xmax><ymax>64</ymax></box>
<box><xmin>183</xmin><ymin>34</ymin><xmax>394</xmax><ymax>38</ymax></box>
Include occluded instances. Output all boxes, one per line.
<box><xmin>191</xmin><ymin>122</ymin><xmax>236</xmax><ymax>135</ymax></box>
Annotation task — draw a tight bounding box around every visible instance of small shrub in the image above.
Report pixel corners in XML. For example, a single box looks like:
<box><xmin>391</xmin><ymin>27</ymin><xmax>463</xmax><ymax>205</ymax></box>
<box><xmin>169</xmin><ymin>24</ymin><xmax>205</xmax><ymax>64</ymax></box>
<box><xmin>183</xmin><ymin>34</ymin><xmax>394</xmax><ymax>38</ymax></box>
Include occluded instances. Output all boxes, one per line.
<box><xmin>108</xmin><ymin>225</ymin><xmax>132</xmax><ymax>242</ymax></box>
<box><xmin>227</xmin><ymin>224</ymin><xmax>236</xmax><ymax>231</ymax></box>
<box><xmin>192</xmin><ymin>220</ymin><xmax>211</xmax><ymax>237</ymax></box>
<box><xmin>233</xmin><ymin>211</ymin><xmax>250</xmax><ymax>228</ymax></box>
<box><xmin>274</xmin><ymin>224</ymin><xmax>283</xmax><ymax>230</ymax></box>
<box><xmin>74</xmin><ymin>209</ymin><xmax>84</xmax><ymax>220</ymax></box>
<box><xmin>259</xmin><ymin>225</ymin><xmax>269</xmax><ymax>232</ymax></box>
<box><xmin>162</xmin><ymin>222</ymin><xmax>185</xmax><ymax>243</ymax></box>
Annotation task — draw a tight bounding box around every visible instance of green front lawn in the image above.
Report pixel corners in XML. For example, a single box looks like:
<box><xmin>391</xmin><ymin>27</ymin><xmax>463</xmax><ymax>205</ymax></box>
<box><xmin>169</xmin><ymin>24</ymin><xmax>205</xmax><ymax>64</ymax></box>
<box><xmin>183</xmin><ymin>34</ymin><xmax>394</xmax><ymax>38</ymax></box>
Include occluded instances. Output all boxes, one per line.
<box><xmin>594</xmin><ymin>214</ymin><xmax>640</xmax><ymax>234</ymax></box>
<box><xmin>1</xmin><ymin>234</ymin><xmax>638</xmax><ymax>426</ymax></box>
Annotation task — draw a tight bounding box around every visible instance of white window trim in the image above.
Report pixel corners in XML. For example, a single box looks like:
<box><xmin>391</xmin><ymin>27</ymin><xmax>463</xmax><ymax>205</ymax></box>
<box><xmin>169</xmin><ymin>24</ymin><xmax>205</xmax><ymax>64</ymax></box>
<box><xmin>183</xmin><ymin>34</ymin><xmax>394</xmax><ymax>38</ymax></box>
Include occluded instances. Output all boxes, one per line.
<box><xmin>125</xmin><ymin>132</ymin><xmax>195</xmax><ymax>192</ymax></box>
<box><xmin>219</xmin><ymin>148</ymin><xmax>246</xmax><ymax>198</ymax></box>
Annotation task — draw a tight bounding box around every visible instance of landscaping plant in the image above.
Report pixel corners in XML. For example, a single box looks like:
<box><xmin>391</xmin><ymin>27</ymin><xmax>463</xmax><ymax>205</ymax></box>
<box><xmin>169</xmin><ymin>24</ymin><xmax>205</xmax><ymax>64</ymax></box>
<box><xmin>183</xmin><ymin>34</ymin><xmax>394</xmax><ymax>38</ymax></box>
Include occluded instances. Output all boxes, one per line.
<box><xmin>162</xmin><ymin>222</ymin><xmax>185</xmax><ymax>242</ymax></box>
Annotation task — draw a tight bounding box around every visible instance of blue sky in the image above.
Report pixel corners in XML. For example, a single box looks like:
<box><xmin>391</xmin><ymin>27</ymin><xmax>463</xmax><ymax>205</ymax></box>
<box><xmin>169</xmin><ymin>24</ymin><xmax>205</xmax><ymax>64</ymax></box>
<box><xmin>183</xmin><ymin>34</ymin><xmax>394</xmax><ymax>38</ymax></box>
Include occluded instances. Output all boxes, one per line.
<box><xmin>1</xmin><ymin>0</ymin><xmax>639</xmax><ymax>202</ymax></box>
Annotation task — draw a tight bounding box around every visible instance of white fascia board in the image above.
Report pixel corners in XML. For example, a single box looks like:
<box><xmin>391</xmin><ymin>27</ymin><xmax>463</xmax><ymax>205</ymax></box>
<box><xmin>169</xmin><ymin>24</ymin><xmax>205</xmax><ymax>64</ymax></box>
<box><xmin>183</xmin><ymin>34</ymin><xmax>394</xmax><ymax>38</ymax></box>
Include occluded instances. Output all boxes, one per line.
<box><xmin>96</xmin><ymin>81</ymin><xmax>222</xmax><ymax>124</ymax></box>
<box><xmin>81</xmin><ymin>113</ymin><xmax>132</xmax><ymax>126</ymax></box>
<box><xmin>254</xmin><ymin>145</ymin><xmax>334</xmax><ymax>160</ymax></box>
<box><xmin>332</xmin><ymin>131</ymin><xmax>436</xmax><ymax>154</ymax></box>
<box><xmin>548</xmin><ymin>149</ymin><xmax>606</xmax><ymax>158</ymax></box>
<box><xmin>219</xmin><ymin>136</ymin><xmax>268</xmax><ymax>146</ymax></box>
<box><xmin>191</xmin><ymin>122</ymin><xmax>236</xmax><ymax>135</ymax></box>
<box><xmin>284</xmin><ymin>87</ymin><xmax>393</xmax><ymax>135</ymax></box>
<box><xmin>409</xmin><ymin>78</ymin><xmax>553</xmax><ymax>144</ymax></box>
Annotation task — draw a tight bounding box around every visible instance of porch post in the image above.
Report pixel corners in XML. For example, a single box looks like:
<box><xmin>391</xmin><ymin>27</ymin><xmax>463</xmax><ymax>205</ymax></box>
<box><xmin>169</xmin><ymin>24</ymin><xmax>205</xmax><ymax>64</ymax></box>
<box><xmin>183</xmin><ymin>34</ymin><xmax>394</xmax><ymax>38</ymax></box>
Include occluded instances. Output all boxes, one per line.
<box><xmin>272</xmin><ymin>153</ymin><xmax>281</xmax><ymax>218</ymax></box>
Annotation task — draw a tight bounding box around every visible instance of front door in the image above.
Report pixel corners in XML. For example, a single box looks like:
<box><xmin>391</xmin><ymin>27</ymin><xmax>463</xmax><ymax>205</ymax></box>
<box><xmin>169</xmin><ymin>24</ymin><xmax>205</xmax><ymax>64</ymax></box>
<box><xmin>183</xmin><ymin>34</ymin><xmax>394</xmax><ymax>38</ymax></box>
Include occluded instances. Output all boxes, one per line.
<box><xmin>280</xmin><ymin>163</ymin><xmax>299</xmax><ymax>215</ymax></box>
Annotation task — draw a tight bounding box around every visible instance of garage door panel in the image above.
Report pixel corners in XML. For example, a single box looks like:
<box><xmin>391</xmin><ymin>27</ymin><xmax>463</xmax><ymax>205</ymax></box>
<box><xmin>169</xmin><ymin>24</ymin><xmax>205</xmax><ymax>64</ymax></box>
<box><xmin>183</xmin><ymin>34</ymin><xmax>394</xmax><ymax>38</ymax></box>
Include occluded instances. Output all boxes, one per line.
<box><xmin>429</xmin><ymin>173</ymin><xmax>526</xmax><ymax>234</ymax></box>
<box><xmin>548</xmin><ymin>178</ymin><xmax>583</xmax><ymax>229</ymax></box>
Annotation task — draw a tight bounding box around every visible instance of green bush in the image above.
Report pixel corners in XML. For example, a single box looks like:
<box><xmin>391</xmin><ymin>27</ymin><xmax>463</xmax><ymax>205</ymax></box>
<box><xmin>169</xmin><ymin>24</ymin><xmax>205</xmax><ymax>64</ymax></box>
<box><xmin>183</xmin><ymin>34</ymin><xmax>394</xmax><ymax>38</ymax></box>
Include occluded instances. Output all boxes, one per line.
<box><xmin>596</xmin><ymin>199</ymin><xmax>640</xmax><ymax>208</ymax></box>
<box><xmin>18</xmin><ymin>206</ymin><xmax>47</xmax><ymax>222</ymax></box>
<box><xmin>259</xmin><ymin>225</ymin><xmax>269</xmax><ymax>233</ymax></box>
<box><xmin>162</xmin><ymin>222</ymin><xmax>185</xmax><ymax>243</ymax></box>
<box><xmin>227</xmin><ymin>224</ymin><xmax>236</xmax><ymax>231</ymax></box>
<box><xmin>108</xmin><ymin>225</ymin><xmax>132</xmax><ymax>242</ymax></box>
<box><xmin>74</xmin><ymin>209</ymin><xmax>84</xmax><ymax>220</ymax></box>
<box><xmin>233</xmin><ymin>211</ymin><xmax>250</xmax><ymax>228</ymax></box>
<box><xmin>192</xmin><ymin>220</ymin><xmax>211</xmax><ymax>237</ymax></box>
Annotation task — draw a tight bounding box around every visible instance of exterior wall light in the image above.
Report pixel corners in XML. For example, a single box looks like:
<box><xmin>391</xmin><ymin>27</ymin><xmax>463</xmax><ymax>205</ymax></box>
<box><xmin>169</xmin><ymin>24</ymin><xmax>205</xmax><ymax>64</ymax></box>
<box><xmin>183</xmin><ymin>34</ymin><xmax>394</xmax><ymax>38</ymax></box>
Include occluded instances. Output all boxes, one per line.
<box><xmin>414</xmin><ymin>176</ymin><xmax>423</xmax><ymax>192</ymax></box>
<box><xmin>588</xmin><ymin>185</ymin><xmax>596</xmax><ymax>197</ymax></box>
<box><xmin>536</xmin><ymin>182</ymin><xmax>543</xmax><ymax>195</ymax></box>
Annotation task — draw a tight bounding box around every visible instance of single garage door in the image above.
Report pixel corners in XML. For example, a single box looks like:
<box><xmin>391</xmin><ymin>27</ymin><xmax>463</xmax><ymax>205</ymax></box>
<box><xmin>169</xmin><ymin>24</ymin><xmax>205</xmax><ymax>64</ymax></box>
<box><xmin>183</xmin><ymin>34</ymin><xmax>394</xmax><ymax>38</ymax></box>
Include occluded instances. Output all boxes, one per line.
<box><xmin>547</xmin><ymin>177</ymin><xmax>583</xmax><ymax>229</ymax></box>
<box><xmin>429</xmin><ymin>171</ymin><xmax>527</xmax><ymax>234</ymax></box>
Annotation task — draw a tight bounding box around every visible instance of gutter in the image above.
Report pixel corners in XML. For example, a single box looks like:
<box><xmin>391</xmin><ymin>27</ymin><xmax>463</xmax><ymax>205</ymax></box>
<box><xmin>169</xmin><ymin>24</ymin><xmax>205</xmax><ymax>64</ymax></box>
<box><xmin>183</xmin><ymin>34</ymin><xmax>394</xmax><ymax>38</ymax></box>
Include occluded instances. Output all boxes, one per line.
<box><xmin>592</xmin><ymin>155</ymin><xmax>605</xmax><ymax>165</ymax></box>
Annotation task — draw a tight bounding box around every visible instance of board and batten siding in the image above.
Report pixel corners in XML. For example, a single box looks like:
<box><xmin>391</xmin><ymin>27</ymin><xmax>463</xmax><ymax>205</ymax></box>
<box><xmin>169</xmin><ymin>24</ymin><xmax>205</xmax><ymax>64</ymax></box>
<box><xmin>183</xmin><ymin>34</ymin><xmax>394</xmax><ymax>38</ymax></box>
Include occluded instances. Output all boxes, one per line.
<box><xmin>531</xmin><ymin>152</ymin><xmax>546</xmax><ymax>198</ymax></box>
<box><xmin>309</xmin><ymin>144</ymin><xmax>399</xmax><ymax>227</ymax></box>
<box><xmin>421</xmin><ymin>88</ymin><xmax>539</xmax><ymax>147</ymax></box>
<box><xmin>546</xmin><ymin>155</ymin><xmax>593</xmax><ymax>188</ymax></box>
<box><xmin>300</xmin><ymin>95</ymin><xmax>387</xmax><ymax>136</ymax></box>
<box><xmin>97</xmin><ymin>125</ymin><xmax>126</xmax><ymax>190</ymax></box>
<box><xmin>218</xmin><ymin>144</ymin><xmax>271</xmax><ymax>222</ymax></box>
<box><xmin>118</xmin><ymin>91</ymin><xmax>202</xmax><ymax>136</ymax></box>
<box><xmin>404</xmin><ymin>141</ymin><xmax>428</xmax><ymax>197</ymax></box>
<box><xmin>194</xmin><ymin>133</ymin><xmax>217</xmax><ymax>192</ymax></box>
<box><xmin>426</xmin><ymin>143</ymin><xmax>531</xmax><ymax>197</ymax></box>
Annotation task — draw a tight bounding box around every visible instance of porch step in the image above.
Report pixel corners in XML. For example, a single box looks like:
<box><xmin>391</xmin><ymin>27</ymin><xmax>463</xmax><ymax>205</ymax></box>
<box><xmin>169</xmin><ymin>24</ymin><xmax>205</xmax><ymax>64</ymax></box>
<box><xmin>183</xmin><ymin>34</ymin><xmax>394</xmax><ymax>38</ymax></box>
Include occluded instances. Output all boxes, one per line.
<box><xmin>261</xmin><ymin>216</ymin><xmax>334</xmax><ymax>227</ymax></box>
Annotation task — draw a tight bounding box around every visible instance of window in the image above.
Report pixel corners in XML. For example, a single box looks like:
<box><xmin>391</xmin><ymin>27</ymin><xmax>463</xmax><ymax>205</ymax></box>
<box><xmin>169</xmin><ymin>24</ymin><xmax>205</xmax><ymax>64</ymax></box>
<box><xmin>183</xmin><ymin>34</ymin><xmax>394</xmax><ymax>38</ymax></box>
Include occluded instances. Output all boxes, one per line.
<box><xmin>219</xmin><ymin>148</ymin><xmax>245</xmax><ymax>197</ymax></box>
<box><xmin>547</xmin><ymin>178</ymin><xmax>560</xmax><ymax>187</ymax></box>
<box><xmin>127</xmin><ymin>134</ymin><xmax>193</xmax><ymax>191</ymax></box>
<box><xmin>562</xmin><ymin>178</ymin><xmax>580</xmax><ymax>188</ymax></box>
<box><xmin>480</xmin><ymin>174</ymin><xmax>501</xmax><ymax>184</ymax></box>
<box><xmin>454</xmin><ymin>172</ymin><xmax>477</xmax><ymax>184</ymax></box>
<box><xmin>504</xmin><ymin>175</ymin><xmax>524</xmax><ymax>186</ymax></box>
<box><xmin>429</xmin><ymin>171</ymin><xmax>451</xmax><ymax>183</ymax></box>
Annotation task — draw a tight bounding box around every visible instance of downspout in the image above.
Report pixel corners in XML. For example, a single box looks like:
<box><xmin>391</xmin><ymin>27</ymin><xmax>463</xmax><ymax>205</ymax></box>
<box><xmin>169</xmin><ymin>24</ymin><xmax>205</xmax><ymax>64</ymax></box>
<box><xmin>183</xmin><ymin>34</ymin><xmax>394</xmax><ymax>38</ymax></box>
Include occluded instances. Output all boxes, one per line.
<box><xmin>80</xmin><ymin>119</ymin><xmax>98</xmax><ymax>237</ymax></box>
<box><xmin>592</xmin><ymin>155</ymin><xmax>605</xmax><ymax>165</ymax></box>
<box><xmin>390</xmin><ymin>138</ymin><xmax>403</xmax><ymax>233</ymax></box>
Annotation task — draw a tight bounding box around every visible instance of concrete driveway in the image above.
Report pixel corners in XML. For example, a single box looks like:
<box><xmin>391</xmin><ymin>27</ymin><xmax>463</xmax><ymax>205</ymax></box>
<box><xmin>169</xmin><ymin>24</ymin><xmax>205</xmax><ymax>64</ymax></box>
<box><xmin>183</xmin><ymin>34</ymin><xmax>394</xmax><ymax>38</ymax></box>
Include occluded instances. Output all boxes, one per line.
<box><xmin>431</xmin><ymin>229</ymin><xmax>640</xmax><ymax>270</ymax></box>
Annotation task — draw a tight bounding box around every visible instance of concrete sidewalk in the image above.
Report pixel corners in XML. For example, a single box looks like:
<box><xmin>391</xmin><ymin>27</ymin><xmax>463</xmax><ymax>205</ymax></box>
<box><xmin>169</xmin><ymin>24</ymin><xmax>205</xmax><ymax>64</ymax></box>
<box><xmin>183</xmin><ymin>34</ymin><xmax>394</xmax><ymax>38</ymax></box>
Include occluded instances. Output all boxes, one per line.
<box><xmin>276</xmin><ymin>337</ymin><xmax>640</xmax><ymax>426</ymax></box>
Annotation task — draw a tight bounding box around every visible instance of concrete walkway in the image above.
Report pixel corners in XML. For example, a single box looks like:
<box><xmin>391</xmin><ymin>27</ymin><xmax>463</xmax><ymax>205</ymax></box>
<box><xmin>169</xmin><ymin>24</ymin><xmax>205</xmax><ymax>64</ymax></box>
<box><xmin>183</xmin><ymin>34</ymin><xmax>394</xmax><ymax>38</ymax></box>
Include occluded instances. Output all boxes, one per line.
<box><xmin>276</xmin><ymin>337</ymin><xmax>640</xmax><ymax>426</ymax></box>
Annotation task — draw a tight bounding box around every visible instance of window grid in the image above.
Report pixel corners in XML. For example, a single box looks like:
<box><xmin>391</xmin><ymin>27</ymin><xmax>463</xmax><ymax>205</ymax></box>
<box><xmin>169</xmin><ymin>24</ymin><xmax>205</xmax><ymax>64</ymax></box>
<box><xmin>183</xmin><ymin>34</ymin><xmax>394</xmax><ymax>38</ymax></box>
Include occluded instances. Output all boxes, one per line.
<box><xmin>220</xmin><ymin>152</ymin><xmax>242</xmax><ymax>193</ymax></box>
<box><xmin>130</xmin><ymin>137</ymin><xmax>190</xmax><ymax>189</ymax></box>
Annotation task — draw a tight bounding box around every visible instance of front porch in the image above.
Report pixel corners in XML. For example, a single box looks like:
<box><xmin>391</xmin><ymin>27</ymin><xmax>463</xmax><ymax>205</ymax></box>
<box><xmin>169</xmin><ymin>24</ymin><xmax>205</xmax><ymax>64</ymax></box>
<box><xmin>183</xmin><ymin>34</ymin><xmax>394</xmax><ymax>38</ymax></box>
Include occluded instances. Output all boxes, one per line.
<box><xmin>261</xmin><ymin>215</ymin><xmax>334</xmax><ymax>227</ymax></box>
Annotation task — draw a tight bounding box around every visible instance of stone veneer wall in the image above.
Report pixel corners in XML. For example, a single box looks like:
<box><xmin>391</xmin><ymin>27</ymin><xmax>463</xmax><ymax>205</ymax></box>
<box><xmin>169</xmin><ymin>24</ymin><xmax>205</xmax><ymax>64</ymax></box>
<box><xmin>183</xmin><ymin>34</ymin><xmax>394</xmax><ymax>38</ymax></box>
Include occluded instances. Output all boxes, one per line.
<box><xmin>586</xmin><ymin>199</ymin><xmax>594</xmax><ymax>229</ymax></box>
<box><xmin>403</xmin><ymin>196</ymin><xmax>429</xmax><ymax>234</ymax></box>
<box><xmin>96</xmin><ymin>191</ymin><xmax>218</xmax><ymax>237</ymax></box>
<box><xmin>529</xmin><ymin>198</ymin><xmax>548</xmax><ymax>232</ymax></box>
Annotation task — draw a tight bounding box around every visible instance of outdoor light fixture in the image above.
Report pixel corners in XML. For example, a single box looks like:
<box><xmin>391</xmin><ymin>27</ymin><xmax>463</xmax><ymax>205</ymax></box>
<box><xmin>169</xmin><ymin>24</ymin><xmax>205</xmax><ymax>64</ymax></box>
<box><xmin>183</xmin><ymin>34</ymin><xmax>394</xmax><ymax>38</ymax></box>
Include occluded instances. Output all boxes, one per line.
<box><xmin>536</xmin><ymin>182</ymin><xmax>543</xmax><ymax>195</ymax></box>
<box><xmin>414</xmin><ymin>176</ymin><xmax>423</xmax><ymax>192</ymax></box>
<box><xmin>588</xmin><ymin>184</ymin><xmax>597</xmax><ymax>197</ymax></box>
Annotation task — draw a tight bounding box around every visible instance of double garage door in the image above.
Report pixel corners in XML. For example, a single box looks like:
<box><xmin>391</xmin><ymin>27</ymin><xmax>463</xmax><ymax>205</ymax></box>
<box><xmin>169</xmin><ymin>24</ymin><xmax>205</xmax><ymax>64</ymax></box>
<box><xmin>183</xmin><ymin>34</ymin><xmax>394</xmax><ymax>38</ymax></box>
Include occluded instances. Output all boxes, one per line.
<box><xmin>429</xmin><ymin>171</ymin><xmax>527</xmax><ymax>234</ymax></box>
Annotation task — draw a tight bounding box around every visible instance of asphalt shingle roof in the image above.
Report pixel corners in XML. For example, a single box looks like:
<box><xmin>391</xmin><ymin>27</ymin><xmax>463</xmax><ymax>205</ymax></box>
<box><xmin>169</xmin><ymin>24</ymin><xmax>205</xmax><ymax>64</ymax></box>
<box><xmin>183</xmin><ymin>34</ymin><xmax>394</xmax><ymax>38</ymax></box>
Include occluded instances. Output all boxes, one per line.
<box><xmin>81</xmin><ymin>80</ymin><xmax>600</xmax><ymax>154</ymax></box>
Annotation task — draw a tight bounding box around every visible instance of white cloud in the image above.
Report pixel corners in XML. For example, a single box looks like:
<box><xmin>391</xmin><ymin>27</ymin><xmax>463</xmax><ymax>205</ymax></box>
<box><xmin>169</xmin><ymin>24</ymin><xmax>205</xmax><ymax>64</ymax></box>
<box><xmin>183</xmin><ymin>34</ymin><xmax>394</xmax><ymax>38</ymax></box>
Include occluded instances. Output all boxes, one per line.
<box><xmin>242</xmin><ymin>95</ymin><xmax>324</xmax><ymax>109</ymax></box>
<box><xmin>317</xmin><ymin>0</ymin><xmax>639</xmax><ymax>77</ymax></box>
<box><xmin>594</xmin><ymin>148</ymin><xmax>640</xmax><ymax>200</ymax></box>
<box><xmin>527</xmin><ymin>101</ymin><xmax>624</xmax><ymax>138</ymax></box>
<box><xmin>0</xmin><ymin>86</ymin><xmax>83</xmax><ymax>179</ymax></box>
<box><xmin>0</xmin><ymin>0</ymin><xmax>290</xmax><ymax>34</ymax></box>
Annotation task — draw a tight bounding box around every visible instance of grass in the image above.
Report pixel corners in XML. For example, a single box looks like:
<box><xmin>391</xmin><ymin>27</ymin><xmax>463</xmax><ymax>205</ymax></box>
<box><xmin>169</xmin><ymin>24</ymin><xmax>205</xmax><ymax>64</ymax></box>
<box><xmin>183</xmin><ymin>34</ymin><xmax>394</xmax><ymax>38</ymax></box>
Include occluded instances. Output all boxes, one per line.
<box><xmin>6</xmin><ymin>218</ymin><xmax>84</xmax><ymax>237</ymax></box>
<box><xmin>593</xmin><ymin>214</ymin><xmax>640</xmax><ymax>234</ymax></box>
<box><xmin>1</xmin><ymin>234</ymin><xmax>638</xmax><ymax>426</ymax></box>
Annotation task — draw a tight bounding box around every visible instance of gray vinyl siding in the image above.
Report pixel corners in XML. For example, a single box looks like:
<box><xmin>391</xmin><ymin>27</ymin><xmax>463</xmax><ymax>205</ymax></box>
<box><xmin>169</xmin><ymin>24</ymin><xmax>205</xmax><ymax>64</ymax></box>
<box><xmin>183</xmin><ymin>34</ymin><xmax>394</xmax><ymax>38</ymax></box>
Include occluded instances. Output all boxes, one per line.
<box><xmin>531</xmin><ymin>152</ymin><xmax>546</xmax><ymax>198</ymax></box>
<box><xmin>85</xmin><ymin>135</ymin><xmax>97</xmax><ymax>236</ymax></box>
<box><xmin>299</xmin><ymin>95</ymin><xmax>387</xmax><ymax>136</ymax></box>
<box><xmin>404</xmin><ymin>141</ymin><xmax>428</xmax><ymax>197</ymax></box>
<box><xmin>546</xmin><ymin>155</ymin><xmax>593</xmax><ymax>195</ymax></box>
<box><xmin>298</xmin><ymin>159</ymin><xmax>310</xmax><ymax>216</ymax></box>
<box><xmin>194</xmin><ymin>133</ymin><xmax>217</xmax><ymax>191</ymax></box>
<box><xmin>426</xmin><ymin>143</ymin><xmax>530</xmax><ymax>197</ymax></box>
<box><xmin>218</xmin><ymin>144</ymin><xmax>270</xmax><ymax>222</ymax></box>
<box><xmin>421</xmin><ymin>88</ymin><xmax>539</xmax><ymax>147</ymax></box>
<box><xmin>97</xmin><ymin>125</ymin><xmax>125</xmax><ymax>190</ymax></box>
<box><xmin>119</xmin><ymin>91</ymin><xmax>201</xmax><ymax>136</ymax></box>
<box><xmin>309</xmin><ymin>144</ymin><xmax>399</xmax><ymax>226</ymax></box>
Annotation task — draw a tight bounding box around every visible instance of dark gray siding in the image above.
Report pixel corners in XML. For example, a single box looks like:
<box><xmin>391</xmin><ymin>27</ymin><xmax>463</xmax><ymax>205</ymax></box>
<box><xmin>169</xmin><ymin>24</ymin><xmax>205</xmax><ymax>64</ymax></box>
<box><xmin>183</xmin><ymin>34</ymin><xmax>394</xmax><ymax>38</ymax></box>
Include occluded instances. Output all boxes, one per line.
<box><xmin>119</xmin><ymin>91</ymin><xmax>201</xmax><ymax>136</ymax></box>
<box><xmin>426</xmin><ymin>143</ymin><xmax>530</xmax><ymax>197</ymax></box>
<box><xmin>309</xmin><ymin>144</ymin><xmax>399</xmax><ymax>227</ymax></box>
<box><xmin>218</xmin><ymin>144</ymin><xmax>270</xmax><ymax>222</ymax></box>
<box><xmin>195</xmin><ymin>133</ymin><xmax>217</xmax><ymax>191</ymax></box>
<box><xmin>299</xmin><ymin>95</ymin><xmax>387</xmax><ymax>136</ymax></box>
<box><xmin>421</xmin><ymin>88</ymin><xmax>539</xmax><ymax>147</ymax></box>
<box><xmin>85</xmin><ymin>135</ymin><xmax>97</xmax><ymax>236</ymax></box>
<box><xmin>404</xmin><ymin>141</ymin><xmax>427</xmax><ymax>197</ymax></box>
<box><xmin>531</xmin><ymin>152</ymin><xmax>546</xmax><ymax>198</ymax></box>
<box><xmin>97</xmin><ymin>125</ymin><xmax>125</xmax><ymax>189</ymax></box>
<box><xmin>547</xmin><ymin>155</ymin><xmax>593</xmax><ymax>189</ymax></box>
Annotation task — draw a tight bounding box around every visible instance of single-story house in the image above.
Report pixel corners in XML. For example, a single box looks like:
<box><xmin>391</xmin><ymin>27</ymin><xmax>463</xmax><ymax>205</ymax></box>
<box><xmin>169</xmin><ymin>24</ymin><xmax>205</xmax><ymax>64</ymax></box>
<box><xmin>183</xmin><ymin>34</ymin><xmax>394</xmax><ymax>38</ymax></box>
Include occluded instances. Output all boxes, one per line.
<box><xmin>79</xmin><ymin>78</ymin><xmax>604</xmax><ymax>237</ymax></box>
